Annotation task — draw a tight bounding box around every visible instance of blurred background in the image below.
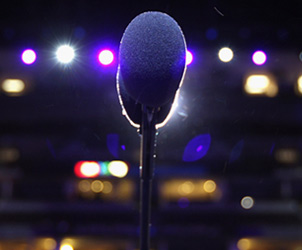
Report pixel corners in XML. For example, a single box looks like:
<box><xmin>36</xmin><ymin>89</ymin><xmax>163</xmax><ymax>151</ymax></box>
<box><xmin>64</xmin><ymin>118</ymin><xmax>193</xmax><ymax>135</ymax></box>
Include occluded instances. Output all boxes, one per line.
<box><xmin>1</xmin><ymin>0</ymin><xmax>302</xmax><ymax>249</ymax></box>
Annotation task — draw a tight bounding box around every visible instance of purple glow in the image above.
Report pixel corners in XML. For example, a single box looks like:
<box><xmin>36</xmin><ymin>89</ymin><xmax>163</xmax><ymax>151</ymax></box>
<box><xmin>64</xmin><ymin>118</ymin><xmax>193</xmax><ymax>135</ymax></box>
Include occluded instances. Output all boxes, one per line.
<box><xmin>252</xmin><ymin>50</ymin><xmax>267</xmax><ymax>65</ymax></box>
<box><xmin>178</xmin><ymin>197</ymin><xmax>190</xmax><ymax>208</ymax></box>
<box><xmin>186</xmin><ymin>50</ymin><xmax>193</xmax><ymax>65</ymax></box>
<box><xmin>121</xmin><ymin>145</ymin><xmax>126</xmax><ymax>151</ymax></box>
<box><xmin>21</xmin><ymin>49</ymin><xmax>36</xmax><ymax>64</ymax></box>
<box><xmin>183</xmin><ymin>134</ymin><xmax>211</xmax><ymax>162</ymax></box>
<box><xmin>98</xmin><ymin>49</ymin><xmax>114</xmax><ymax>65</ymax></box>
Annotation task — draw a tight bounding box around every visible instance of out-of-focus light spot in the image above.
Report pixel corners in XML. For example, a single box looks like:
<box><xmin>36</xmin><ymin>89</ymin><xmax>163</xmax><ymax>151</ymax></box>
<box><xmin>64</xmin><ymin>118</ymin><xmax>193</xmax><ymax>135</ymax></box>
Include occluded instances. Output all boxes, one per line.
<box><xmin>74</xmin><ymin>161</ymin><xmax>100</xmax><ymax>178</ymax></box>
<box><xmin>244</xmin><ymin>74</ymin><xmax>278</xmax><ymax>97</ymax></box>
<box><xmin>102</xmin><ymin>181</ymin><xmax>113</xmax><ymax>194</ymax></box>
<box><xmin>56</xmin><ymin>45</ymin><xmax>75</xmax><ymax>64</ymax></box>
<box><xmin>203</xmin><ymin>180</ymin><xmax>216</xmax><ymax>193</ymax></box>
<box><xmin>275</xmin><ymin>148</ymin><xmax>299</xmax><ymax>164</ymax></box>
<box><xmin>252</xmin><ymin>50</ymin><xmax>267</xmax><ymax>65</ymax></box>
<box><xmin>108</xmin><ymin>160</ymin><xmax>129</xmax><ymax>178</ymax></box>
<box><xmin>78</xmin><ymin>180</ymin><xmax>91</xmax><ymax>192</ymax></box>
<box><xmin>241</xmin><ymin>196</ymin><xmax>254</xmax><ymax>209</ymax></box>
<box><xmin>186</xmin><ymin>50</ymin><xmax>193</xmax><ymax>65</ymax></box>
<box><xmin>205</xmin><ymin>28</ymin><xmax>218</xmax><ymax>40</ymax></box>
<box><xmin>296</xmin><ymin>75</ymin><xmax>302</xmax><ymax>95</ymax></box>
<box><xmin>43</xmin><ymin>238</ymin><xmax>57</xmax><ymax>250</ymax></box>
<box><xmin>21</xmin><ymin>49</ymin><xmax>36</xmax><ymax>64</ymax></box>
<box><xmin>60</xmin><ymin>244</ymin><xmax>73</xmax><ymax>250</ymax></box>
<box><xmin>178</xmin><ymin>197</ymin><xmax>190</xmax><ymax>208</ymax></box>
<box><xmin>121</xmin><ymin>145</ymin><xmax>126</xmax><ymax>151</ymax></box>
<box><xmin>91</xmin><ymin>180</ymin><xmax>104</xmax><ymax>193</ymax></box>
<box><xmin>1</xmin><ymin>79</ymin><xmax>25</xmax><ymax>96</ymax></box>
<box><xmin>178</xmin><ymin>181</ymin><xmax>195</xmax><ymax>195</ymax></box>
<box><xmin>0</xmin><ymin>147</ymin><xmax>20</xmax><ymax>163</ymax></box>
<box><xmin>99</xmin><ymin>161</ymin><xmax>110</xmax><ymax>176</ymax></box>
<box><xmin>98</xmin><ymin>49</ymin><xmax>114</xmax><ymax>65</ymax></box>
<box><xmin>218</xmin><ymin>47</ymin><xmax>233</xmax><ymax>62</ymax></box>
<box><xmin>237</xmin><ymin>238</ymin><xmax>252</xmax><ymax>250</ymax></box>
<box><xmin>183</xmin><ymin>134</ymin><xmax>211</xmax><ymax>162</ymax></box>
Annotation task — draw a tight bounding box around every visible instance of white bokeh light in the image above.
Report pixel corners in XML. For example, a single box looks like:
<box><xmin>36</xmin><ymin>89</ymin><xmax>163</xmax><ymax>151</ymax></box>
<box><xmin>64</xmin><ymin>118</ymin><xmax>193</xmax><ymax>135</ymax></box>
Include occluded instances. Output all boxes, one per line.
<box><xmin>21</xmin><ymin>49</ymin><xmax>37</xmax><ymax>64</ymax></box>
<box><xmin>98</xmin><ymin>50</ymin><xmax>114</xmax><ymax>65</ymax></box>
<box><xmin>56</xmin><ymin>45</ymin><xmax>75</xmax><ymax>64</ymax></box>
<box><xmin>241</xmin><ymin>196</ymin><xmax>254</xmax><ymax>209</ymax></box>
<box><xmin>218</xmin><ymin>47</ymin><xmax>234</xmax><ymax>62</ymax></box>
<box><xmin>252</xmin><ymin>50</ymin><xmax>267</xmax><ymax>65</ymax></box>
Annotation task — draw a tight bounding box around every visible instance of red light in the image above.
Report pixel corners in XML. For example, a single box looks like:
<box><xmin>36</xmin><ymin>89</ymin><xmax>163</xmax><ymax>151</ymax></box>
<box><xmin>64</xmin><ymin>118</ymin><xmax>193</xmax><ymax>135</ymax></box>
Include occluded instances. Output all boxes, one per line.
<box><xmin>74</xmin><ymin>161</ymin><xmax>100</xmax><ymax>178</ymax></box>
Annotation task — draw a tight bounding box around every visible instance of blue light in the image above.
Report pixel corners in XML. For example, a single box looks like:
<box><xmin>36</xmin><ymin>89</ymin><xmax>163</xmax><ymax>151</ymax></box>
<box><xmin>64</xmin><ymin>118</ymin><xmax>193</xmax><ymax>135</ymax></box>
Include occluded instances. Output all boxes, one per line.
<box><xmin>183</xmin><ymin>134</ymin><xmax>211</xmax><ymax>162</ymax></box>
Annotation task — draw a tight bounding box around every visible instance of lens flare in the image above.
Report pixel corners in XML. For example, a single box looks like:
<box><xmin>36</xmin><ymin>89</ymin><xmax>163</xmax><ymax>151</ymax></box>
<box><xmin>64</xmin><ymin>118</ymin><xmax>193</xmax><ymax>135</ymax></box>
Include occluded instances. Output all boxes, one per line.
<box><xmin>21</xmin><ymin>49</ymin><xmax>37</xmax><ymax>64</ymax></box>
<box><xmin>98</xmin><ymin>49</ymin><xmax>114</xmax><ymax>65</ymax></box>
<box><xmin>56</xmin><ymin>45</ymin><xmax>75</xmax><ymax>63</ymax></box>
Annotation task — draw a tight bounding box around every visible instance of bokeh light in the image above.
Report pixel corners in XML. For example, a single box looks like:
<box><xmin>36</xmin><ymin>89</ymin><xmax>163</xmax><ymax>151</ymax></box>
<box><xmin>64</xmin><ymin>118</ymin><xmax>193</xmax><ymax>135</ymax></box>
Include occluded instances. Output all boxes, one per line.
<box><xmin>108</xmin><ymin>160</ymin><xmax>129</xmax><ymax>178</ymax></box>
<box><xmin>178</xmin><ymin>181</ymin><xmax>195</xmax><ymax>195</ymax></box>
<box><xmin>74</xmin><ymin>161</ymin><xmax>100</xmax><ymax>178</ymax></box>
<box><xmin>43</xmin><ymin>238</ymin><xmax>57</xmax><ymax>250</ymax></box>
<box><xmin>218</xmin><ymin>47</ymin><xmax>233</xmax><ymax>62</ymax></box>
<box><xmin>56</xmin><ymin>45</ymin><xmax>75</xmax><ymax>64</ymax></box>
<box><xmin>244</xmin><ymin>74</ymin><xmax>278</xmax><ymax>97</ymax></box>
<box><xmin>1</xmin><ymin>79</ymin><xmax>25</xmax><ymax>96</ymax></box>
<box><xmin>237</xmin><ymin>238</ymin><xmax>252</xmax><ymax>250</ymax></box>
<box><xmin>102</xmin><ymin>181</ymin><xmax>113</xmax><ymax>194</ymax></box>
<box><xmin>21</xmin><ymin>49</ymin><xmax>36</xmax><ymax>64</ymax></box>
<box><xmin>91</xmin><ymin>180</ymin><xmax>104</xmax><ymax>193</ymax></box>
<box><xmin>252</xmin><ymin>50</ymin><xmax>267</xmax><ymax>65</ymax></box>
<box><xmin>183</xmin><ymin>134</ymin><xmax>211</xmax><ymax>162</ymax></box>
<box><xmin>60</xmin><ymin>244</ymin><xmax>73</xmax><ymax>250</ymax></box>
<box><xmin>241</xmin><ymin>196</ymin><xmax>254</xmax><ymax>209</ymax></box>
<box><xmin>98</xmin><ymin>49</ymin><xmax>114</xmax><ymax>65</ymax></box>
<box><xmin>203</xmin><ymin>180</ymin><xmax>216</xmax><ymax>193</ymax></box>
<box><xmin>296</xmin><ymin>75</ymin><xmax>302</xmax><ymax>94</ymax></box>
<box><xmin>186</xmin><ymin>50</ymin><xmax>193</xmax><ymax>65</ymax></box>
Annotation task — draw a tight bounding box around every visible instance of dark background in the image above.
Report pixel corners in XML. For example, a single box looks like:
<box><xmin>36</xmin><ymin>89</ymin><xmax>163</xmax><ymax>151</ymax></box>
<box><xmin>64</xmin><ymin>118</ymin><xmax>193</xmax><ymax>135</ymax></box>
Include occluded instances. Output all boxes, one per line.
<box><xmin>1</xmin><ymin>0</ymin><xmax>302</xmax><ymax>249</ymax></box>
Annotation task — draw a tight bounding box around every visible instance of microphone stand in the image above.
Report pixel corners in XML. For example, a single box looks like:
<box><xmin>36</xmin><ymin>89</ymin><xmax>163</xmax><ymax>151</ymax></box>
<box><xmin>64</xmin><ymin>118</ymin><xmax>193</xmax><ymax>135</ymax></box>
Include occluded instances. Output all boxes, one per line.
<box><xmin>139</xmin><ymin>105</ymin><xmax>157</xmax><ymax>250</ymax></box>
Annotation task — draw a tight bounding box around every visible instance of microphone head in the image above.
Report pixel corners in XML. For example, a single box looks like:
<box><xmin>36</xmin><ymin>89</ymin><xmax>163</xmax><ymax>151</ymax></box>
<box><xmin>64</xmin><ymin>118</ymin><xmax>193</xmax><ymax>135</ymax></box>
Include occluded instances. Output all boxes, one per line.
<box><xmin>118</xmin><ymin>11</ymin><xmax>187</xmax><ymax>107</ymax></box>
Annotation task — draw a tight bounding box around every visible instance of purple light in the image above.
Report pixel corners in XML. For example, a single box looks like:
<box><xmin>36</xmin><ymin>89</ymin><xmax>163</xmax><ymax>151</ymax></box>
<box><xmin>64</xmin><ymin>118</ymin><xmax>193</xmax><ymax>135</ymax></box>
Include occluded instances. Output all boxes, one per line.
<box><xmin>252</xmin><ymin>50</ymin><xmax>267</xmax><ymax>65</ymax></box>
<box><xmin>183</xmin><ymin>134</ymin><xmax>211</xmax><ymax>162</ymax></box>
<box><xmin>21</xmin><ymin>49</ymin><xmax>36</xmax><ymax>65</ymax></box>
<box><xmin>186</xmin><ymin>50</ymin><xmax>193</xmax><ymax>65</ymax></box>
<box><xmin>98</xmin><ymin>49</ymin><xmax>114</xmax><ymax>65</ymax></box>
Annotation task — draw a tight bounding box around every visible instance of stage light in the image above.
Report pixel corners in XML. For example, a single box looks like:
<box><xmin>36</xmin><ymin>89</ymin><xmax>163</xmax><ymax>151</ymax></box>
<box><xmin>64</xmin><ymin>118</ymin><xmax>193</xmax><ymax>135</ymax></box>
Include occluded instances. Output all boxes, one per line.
<box><xmin>21</xmin><ymin>49</ymin><xmax>36</xmax><ymax>64</ymax></box>
<box><xmin>108</xmin><ymin>160</ymin><xmax>129</xmax><ymax>178</ymax></box>
<box><xmin>244</xmin><ymin>74</ymin><xmax>278</xmax><ymax>97</ymax></box>
<box><xmin>1</xmin><ymin>79</ymin><xmax>25</xmax><ymax>96</ymax></box>
<box><xmin>186</xmin><ymin>50</ymin><xmax>193</xmax><ymax>65</ymax></box>
<box><xmin>203</xmin><ymin>180</ymin><xmax>216</xmax><ymax>193</ymax></box>
<box><xmin>252</xmin><ymin>50</ymin><xmax>267</xmax><ymax>65</ymax></box>
<box><xmin>56</xmin><ymin>45</ymin><xmax>75</xmax><ymax>63</ymax></box>
<box><xmin>60</xmin><ymin>244</ymin><xmax>73</xmax><ymax>250</ymax></box>
<box><xmin>218</xmin><ymin>47</ymin><xmax>233</xmax><ymax>62</ymax></box>
<box><xmin>241</xmin><ymin>196</ymin><xmax>254</xmax><ymax>209</ymax></box>
<box><xmin>98</xmin><ymin>49</ymin><xmax>114</xmax><ymax>65</ymax></box>
<box><xmin>74</xmin><ymin>161</ymin><xmax>100</xmax><ymax>178</ymax></box>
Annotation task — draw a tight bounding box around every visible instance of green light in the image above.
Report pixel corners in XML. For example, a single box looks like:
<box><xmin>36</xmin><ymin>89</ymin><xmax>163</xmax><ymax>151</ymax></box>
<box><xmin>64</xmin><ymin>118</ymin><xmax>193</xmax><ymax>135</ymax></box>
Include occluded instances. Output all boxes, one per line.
<box><xmin>99</xmin><ymin>161</ymin><xmax>110</xmax><ymax>176</ymax></box>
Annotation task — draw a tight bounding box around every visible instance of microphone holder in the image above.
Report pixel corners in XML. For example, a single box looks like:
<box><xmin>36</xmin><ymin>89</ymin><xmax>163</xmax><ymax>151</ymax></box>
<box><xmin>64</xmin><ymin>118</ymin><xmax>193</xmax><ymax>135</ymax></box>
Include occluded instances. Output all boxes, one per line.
<box><xmin>139</xmin><ymin>105</ymin><xmax>157</xmax><ymax>250</ymax></box>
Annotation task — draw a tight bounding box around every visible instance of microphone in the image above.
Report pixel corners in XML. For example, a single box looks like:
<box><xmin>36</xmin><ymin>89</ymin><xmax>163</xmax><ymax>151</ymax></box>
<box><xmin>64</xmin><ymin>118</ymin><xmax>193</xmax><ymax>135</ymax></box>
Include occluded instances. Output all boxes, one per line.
<box><xmin>117</xmin><ymin>11</ymin><xmax>187</xmax><ymax>120</ymax></box>
<box><xmin>116</xmin><ymin>11</ymin><xmax>187</xmax><ymax>250</ymax></box>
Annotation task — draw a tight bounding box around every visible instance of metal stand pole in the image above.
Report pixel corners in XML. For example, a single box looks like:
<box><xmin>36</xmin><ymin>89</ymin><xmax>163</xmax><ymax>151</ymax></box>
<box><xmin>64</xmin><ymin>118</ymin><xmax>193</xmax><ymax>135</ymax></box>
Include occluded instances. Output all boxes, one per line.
<box><xmin>139</xmin><ymin>106</ymin><xmax>157</xmax><ymax>250</ymax></box>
